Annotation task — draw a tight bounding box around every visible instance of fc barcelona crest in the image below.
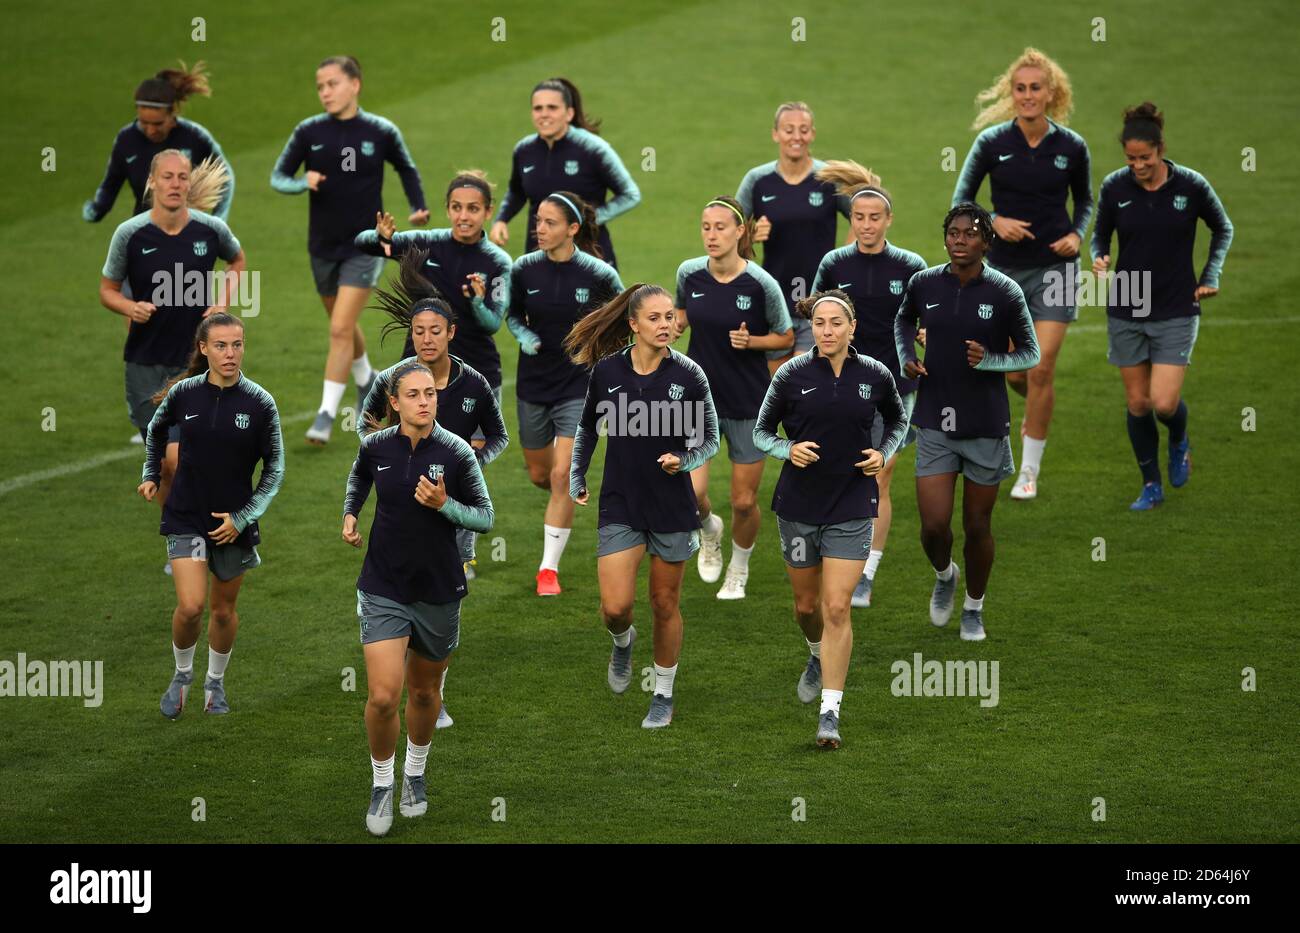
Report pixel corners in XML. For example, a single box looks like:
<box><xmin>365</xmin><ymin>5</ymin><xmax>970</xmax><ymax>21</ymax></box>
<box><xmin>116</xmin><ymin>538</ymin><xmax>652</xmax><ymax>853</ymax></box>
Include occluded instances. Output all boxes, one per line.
<box><xmin>428</xmin><ymin>463</ymin><xmax>445</xmax><ymax>481</ymax></box>
<box><xmin>858</xmin><ymin>383</ymin><xmax>872</xmax><ymax>400</ymax></box>
<box><xmin>668</xmin><ymin>383</ymin><xmax>684</xmax><ymax>401</ymax></box>
<box><xmin>462</xmin><ymin>397</ymin><xmax>476</xmax><ymax>413</ymax></box>
<box><xmin>193</xmin><ymin>240</ymin><xmax>208</xmax><ymax>256</ymax></box>
<box><xmin>564</xmin><ymin>159</ymin><xmax>579</xmax><ymax>175</ymax></box>
<box><xmin>361</xmin><ymin>140</ymin><xmax>376</xmax><ymax>157</ymax></box>
<box><xmin>736</xmin><ymin>295</ymin><xmax>752</xmax><ymax>311</ymax></box>
<box><xmin>1054</xmin><ymin>154</ymin><xmax>1069</xmax><ymax>170</ymax></box>
<box><xmin>575</xmin><ymin>287</ymin><xmax>590</xmax><ymax>303</ymax></box>
<box><xmin>978</xmin><ymin>303</ymin><xmax>994</xmax><ymax>319</ymax></box>
<box><xmin>1173</xmin><ymin>194</ymin><xmax>1188</xmax><ymax>210</ymax></box>
<box><xmin>889</xmin><ymin>279</ymin><xmax>904</xmax><ymax>295</ymax></box>
<box><xmin>234</xmin><ymin>413</ymin><xmax>250</xmax><ymax>429</ymax></box>
<box><xmin>808</xmin><ymin>191</ymin><xmax>824</xmax><ymax>207</ymax></box>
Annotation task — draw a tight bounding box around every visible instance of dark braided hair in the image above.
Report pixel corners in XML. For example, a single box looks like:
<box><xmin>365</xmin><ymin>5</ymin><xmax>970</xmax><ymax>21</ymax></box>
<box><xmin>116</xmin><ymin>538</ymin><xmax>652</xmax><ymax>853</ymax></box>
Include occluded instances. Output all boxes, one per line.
<box><xmin>943</xmin><ymin>201</ymin><xmax>994</xmax><ymax>245</ymax></box>
<box><xmin>369</xmin><ymin>248</ymin><xmax>456</xmax><ymax>347</ymax></box>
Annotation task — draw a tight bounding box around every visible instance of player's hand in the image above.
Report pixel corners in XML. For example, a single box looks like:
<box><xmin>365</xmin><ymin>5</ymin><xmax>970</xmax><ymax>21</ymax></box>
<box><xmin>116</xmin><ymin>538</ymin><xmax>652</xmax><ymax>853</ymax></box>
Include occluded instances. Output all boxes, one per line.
<box><xmin>138</xmin><ymin>481</ymin><xmax>157</xmax><ymax>502</ymax></box>
<box><xmin>573</xmin><ymin>487</ymin><xmax>589</xmax><ymax>506</ymax></box>
<box><xmin>965</xmin><ymin>340</ymin><xmax>986</xmax><ymax>366</ymax></box>
<box><xmin>855</xmin><ymin>448</ymin><xmax>884</xmax><ymax>476</ymax></box>
<box><xmin>1194</xmin><ymin>285</ymin><xmax>1219</xmax><ymax>301</ymax></box>
<box><xmin>129</xmin><ymin>302</ymin><xmax>157</xmax><ymax>324</ymax></box>
<box><xmin>342</xmin><ymin>514</ymin><xmax>362</xmax><ymax>548</ymax></box>
<box><xmin>306</xmin><ymin>171</ymin><xmax>326</xmax><ymax>191</ymax></box>
<box><xmin>992</xmin><ymin>215</ymin><xmax>1034</xmax><ymax>242</ymax></box>
<box><xmin>753</xmin><ymin>215</ymin><xmax>772</xmax><ymax>243</ymax></box>
<box><xmin>414</xmin><ymin>473</ymin><xmax>448</xmax><ymax>510</ymax></box>
<box><xmin>1092</xmin><ymin>254</ymin><xmax>1111</xmax><ymax>276</ymax></box>
<box><xmin>375</xmin><ymin>211</ymin><xmax>397</xmax><ymax>256</ymax></box>
<box><xmin>208</xmin><ymin>512</ymin><xmax>239</xmax><ymax>545</ymax></box>
<box><xmin>790</xmin><ymin>440</ymin><xmax>820</xmax><ymax>468</ymax></box>
<box><xmin>489</xmin><ymin>221</ymin><xmax>509</xmax><ymax>247</ymax></box>
<box><xmin>903</xmin><ymin>359</ymin><xmax>928</xmax><ymax>379</ymax></box>
<box><xmin>729</xmin><ymin>321</ymin><xmax>751</xmax><ymax>349</ymax></box>
<box><xmin>1049</xmin><ymin>233</ymin><xmax>1081</xmax><ymax>257</ymax></box>
<box><xmin>409</xmin><ymin>209</ymin><xmax>430</xmax><ymax>226</ymax></box>
<box><xmin>464</xmin><ymin>273</ymin><xmax>487</xmax><ymax>300</ymax></box>
<box><xmin>658</xmin><ymin>453</ymin><xmax>682</xmax><ymax>475</ymax></box>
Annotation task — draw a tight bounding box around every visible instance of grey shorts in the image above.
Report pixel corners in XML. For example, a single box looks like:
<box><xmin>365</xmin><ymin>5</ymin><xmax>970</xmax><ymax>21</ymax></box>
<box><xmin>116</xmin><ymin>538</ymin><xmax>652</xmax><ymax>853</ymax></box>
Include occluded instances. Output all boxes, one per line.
<box><xmin>1107</xmin><ymin>315</ymin><xmax>1200</xmax><ymax>367</ymax></box>
<box><xmin>597</xmin><ymin>524</ymin><xmax>700</xmax><ymax>562</ymax></box>
<box><xmin>126</xmin><ymin>362</ymin><xmax>184</xmax><ymax>442</ymax></box>
<box><xmin>166</xmin><ymin>533</ymin><xmax>260</xmax><ymax>582</ymax></box>
<box><xmin>721</xmin><ymin>417</ymin><xmax>765</xmax><ymax>464</ymax></box>
<box><xmin>471</xmin><ymin>384</ymin><xmax>504</xmax><ymax>442</ymax></box>
<box><xmin>778</xmin><ymin>517</ymin><xmax>874</xmax><ymax>568</ymax></box>
<box><xmin>310</xmin><ymin>253</ymin><xmax>385</xmax><ymax>296</ymax></box>
<box><xmin>872</xmin><ymin>391</ymin><xmax>917</xmax><ymax>452</ymax></box>
<box><xmin>998</xmin><ymin>261</ymin><xmax>1079</xmax><ymax>323</ymax></box>
<box><xmin>357</xmin><ymin>589</ymin><xmax>460</xmax><ymax>662</ymax></box>
<box><xmin>766</xmin><ymin>317</ymin><xmax>813</xmax><ymax>359</ymax></box>
<box><xmin>914</xmin><ymin>427</ymin><xmax>1015</xmax><ymax>486</ymax></box>
<box><xmin>456</xmin><ymin>526</ymin><xmax>476</xmax><ymax>563</ymax></box>
<box><xmin>518</xmin><ymin>397</ymin><xmax>583</xmax><ymax>448</ymax></box>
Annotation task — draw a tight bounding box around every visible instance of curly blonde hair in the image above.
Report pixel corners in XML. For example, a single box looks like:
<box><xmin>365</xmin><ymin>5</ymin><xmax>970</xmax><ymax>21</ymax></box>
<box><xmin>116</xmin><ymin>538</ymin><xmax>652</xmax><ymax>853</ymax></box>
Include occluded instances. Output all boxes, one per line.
<box><xmin>972</xmin><ymin>47</ymin><xmax>1074</xmax><ymax>130</ymax></box>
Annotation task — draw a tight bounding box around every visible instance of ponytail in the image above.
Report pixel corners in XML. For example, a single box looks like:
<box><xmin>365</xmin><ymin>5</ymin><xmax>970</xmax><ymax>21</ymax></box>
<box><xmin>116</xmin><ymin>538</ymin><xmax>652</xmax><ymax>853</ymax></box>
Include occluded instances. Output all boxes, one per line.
<box><xmin>545</xmin><ymin>191</ymin><xmax>603</xmax><ymax>258</ymax></box>
<box><xmin>815</xmin><ymin>160</ymin><xmax>890</xmax><ymax>213</ymax></box>
<box><xmin>134</xmin><ymin>60</ymin><xmax>210</xmax><ymax>111</ymax></box>
<box><xmin>532</xmin><ymin>77</ymin><xmax>601</xmax><ymax>133</ymax></box>
<box><xmin>364</xmin><ymin>360</ymin><xmax>434</xmax><ymax>434</ymax></box>
<box><xmin>370</xmin><ymin>249</ymin><xmax>456</xmax><ymax>347</ymax></box>
<box><xmin>151</xmin><ymin>312</ymin><xmax>244</xmax><ymax>403</ymax></box>
<box><xmin>564</xmin><ymin>284</ymin><xmax>670</xmax><ymax>368</ymax></box>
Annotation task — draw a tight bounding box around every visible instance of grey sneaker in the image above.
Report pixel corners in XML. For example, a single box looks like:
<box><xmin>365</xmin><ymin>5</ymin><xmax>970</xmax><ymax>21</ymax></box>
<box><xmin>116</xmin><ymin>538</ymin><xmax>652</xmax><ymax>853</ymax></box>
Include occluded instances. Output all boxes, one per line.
<box><xmin>959</xmin><ymin>608</ymin><xmax>987</xmax><ymax>642</ymax></box>
<box><xmin>436</xmin><ymin>706</ymin><xmax>453</xmax><ymax>729</ymax></box>
<box><xmin>641</xmin><ymin>693</ymin><xmax>673</xmax><ymax>729</ymax></box>
<box><xmin>366</xmin><ymin>784</ymin><xmax>394</xmax><ymax>836</ymax></box>
<box><xmin>851</xmin><ymin>574</ymin><xmax>873</xmax><ymax>608</ymax></box>
<box><xmin>929</xmin><ymin>563</ymin><xmax>960</xmax><ymax>627</ymax></box>
<box><xmin>305</xmin><ymin>410</ymin><xmax>333</xmax><ymax>446</ymax></box>
<box><xmin>399</xmin><ymin>774</ymin><xmax>427</xmax><ymax>818</ymax></box>
<box><xmin>203</xmin><ymin>676</ymin><xmax>230</xmax><ymax>714</ymax></box>
<box><xmin>608</xmin><ymin>625</ymin><xmax>637</xmax><ymax>694</ymax></box>
<box><xmin>796</xmin><ymin>654</ymin><xmax>822</xmax><ymax>704</ymax></box>
<box><xmin>816</xmin><ymin>710</ymin><xmax>841</xmax><ymax>749</ymax></box>
<box><xmin>160</xmin><ymin>668</ymin><xmax>193</xmax><ymax>720</ymax></box>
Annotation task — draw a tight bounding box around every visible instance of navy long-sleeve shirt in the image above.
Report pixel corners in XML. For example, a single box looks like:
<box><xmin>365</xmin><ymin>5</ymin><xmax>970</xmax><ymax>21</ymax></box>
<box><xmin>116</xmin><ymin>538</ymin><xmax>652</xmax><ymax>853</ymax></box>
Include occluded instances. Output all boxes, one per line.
<box><xmin>506</xmin><ymin>248</ymin><xmax>623</xmax><ymax>404</ymax></box>
<box><xmin>952</xmin><ymin>119</ymin><xmax>1094</xmax><ymax>269</ymax></box>
<box><xmin>812</xmin><ymin>242</ymin><xmax>927</xmax><ymax>394</ymax></box>
<box><xmin>358</xmin><ymin>355</ymin><xmax>508</xmax><ymax>467</ymax></box>
<box><xmin>271</xmin><ymin>109</ymin><xmax>425</xmax><ymax>260</ymax></box>
<box><xmin>894</xmin><ymin>264</ymin><xmax>1041</xmax><ymax>439</ymax></box>
<box><xmin>494</xmin><ymin>127</ymin><xmax>641</xmax><ymax>267</ymax></box>
<box><xmin>570</xmin><ymin>347</ymin><xmax>719</xmax><ymax>533</ymax></box>
<box><xmin>143</xmin><ymin>373</ymin><xmax>284</xmax><ymax>548</ymax></box>
<box><xmin>84</xmin><ymin>118</ymin><xmax>234</xmax><ymax>222</ymax></box>
<box><xmin>675</xmin><ymin>257</ymin><xmax>792</xmax><ymax>420</ymax></box>
<box><xmin>754</xmin><ymin>347</ymin><xmax>906</xmax><ymax>525</ymax></box>
<box><xmin>1090</xmin><ymin>160</ymin><xmax>1233</xmax><ymax>321</ymax></box>
<box><xmin>355</xmin><ymin>228</ymin><xmax>513</xmax><ymax>387</ymax></box>
<box><xmin>344</xmin><ymin>425</ymin><xmax>494</xmax><ymax>605</ymax></box>
<box><xmin>102</xmin><ymin>210</ymin><xmax>242</xmax><ymax>367</ymax></box>
<box><xmin>736</xmin><ymin>160</ymin><xmax>850</xmax><ymax>315</ymax></box>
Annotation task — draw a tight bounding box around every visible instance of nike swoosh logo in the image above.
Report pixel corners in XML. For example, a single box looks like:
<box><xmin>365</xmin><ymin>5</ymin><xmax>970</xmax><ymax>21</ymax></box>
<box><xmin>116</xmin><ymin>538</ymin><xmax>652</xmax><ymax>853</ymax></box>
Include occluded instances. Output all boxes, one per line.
<box><xmin>125</xmin><ymin>155</ymin><xmax>138</xmax><ymax>163</ymax></box>
<box><xmin>761</xmin><ymin>195</ymin><xmax>777</xmax><ymax>202</ymax></box>
<box><xmin>925</xmin><ymin>302</ymin><xmax>940</xmax><ymax>309</ymax></box>
<box><xmin>999</xmin><ymin>154</ymin><xmax>1013</xmax><ymax>162</ymax></box>
<box><xmin>838</xmin><ymin>283</ymin><xmax>852</xmax><ymax>288</ymax></box>
<box><xmin>1119</xmin><ymin>200</ymin><xmax>1132</xmax><ymax>208</ymax></box>
<box><xmin>801</xmin><ymin>388</ymin><xmax>816</xmax><ymax>395</ymax></box>
<box><xmin>185</xmin><ymin>414</ymin><xmax>198</xmax><ymax>420</ymax></box>
<box><xmin>522</xmin><ymin>165</ymin><xmax>535</xmax><ymax>173</ymax></box>
<box><xmin>426</xmin><ymin>260</ymin><xmax>440</xmax><ymax>267</ymax></box>
<box><xmin>691</xmin><ymin>291</ymin><xmax>705</xmax><ymax>298</ymax></box>
<box><xmin>311</xmin><ymin>144</ymin><xmax>324</xmax><ymax>151</ymax></box>
<box><xmin>527</xmin><ymin>288</ymin><xmax>540</xmax><ymax>295</ymax></box>
<box><xmin>608</xmin><ymin>385</ymin><xmax>622</xmax><ymax>393</ymax></box>
<box><xmin>142</xmin><ymin>247</ymin><xmax>158</xmax><ymax>254</ymax></box>
<box><xmin>377</xmin><ymin>465</ymin><xmax>392</xmax><ymax>471</ymax></box>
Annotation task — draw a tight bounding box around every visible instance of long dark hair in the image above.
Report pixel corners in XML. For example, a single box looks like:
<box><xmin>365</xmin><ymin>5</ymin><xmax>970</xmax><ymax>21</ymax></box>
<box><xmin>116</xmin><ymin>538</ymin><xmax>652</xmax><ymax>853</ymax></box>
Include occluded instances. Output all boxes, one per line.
<box><xmin>151</xmin><ymin>312</ymin><xmax>244</xmax><ymax>402</ymax></box>
<box><xmin>370</xmin><ymin>248</ymin><xmax>456</xmax><ymax>347</ymax></box>
<box><xmin>364</xmin><ymin>360</ymin><xmax>435</xmax><ymax>434</ymax></box>
<box><xmin>543</xmin><ymin>191</ymin><xmax>603</xmax><ymax>258</ymax></box>
<box><xmin>564</xmin><ymin>284</ymin><xmax>670</xmax><ymax>367</ymax></box>
<box><xmin>134</xmin><ymin>60</ymin><xmax>210</xmax><ymax>112</ymax></box>
<box><xmin>532</xmin><ymin>77</ymin><xmax>600</xmax><ymax>133</ymax></box>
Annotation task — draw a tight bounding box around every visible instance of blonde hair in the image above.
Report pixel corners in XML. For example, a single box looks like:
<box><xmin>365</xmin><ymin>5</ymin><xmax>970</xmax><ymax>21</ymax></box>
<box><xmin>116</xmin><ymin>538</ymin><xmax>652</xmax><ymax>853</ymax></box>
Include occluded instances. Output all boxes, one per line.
<box><xmin>773</xmin><ymin>101</ymin><xmax>814</xmax><ymax>128</ymax></box>
<box><xmin>972</xmin><ymin>47</ymin><xmax>1074</xmax><ymax>130</ymax></box>
<box><xmin>143</xmin><ymin>151</ymin><xmax>230</xmax><ymax>213</ymax></box>
<box><xmin>815</xmin><ymin>159</ymin><xmax>884</xmax><ymax>198</ymax></box>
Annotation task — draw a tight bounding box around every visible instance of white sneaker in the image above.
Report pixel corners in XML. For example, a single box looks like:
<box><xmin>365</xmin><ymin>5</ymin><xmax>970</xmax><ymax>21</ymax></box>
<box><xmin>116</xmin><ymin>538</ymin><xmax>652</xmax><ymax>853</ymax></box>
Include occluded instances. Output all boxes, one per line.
<box><xmin>697</xmin><ymin>516</ymin><xmax>724</xmax><ymax>583</ymax></box>
<box><xmin>716</xmin><ymin>566</ymin><xmax>748</xmax><ymax>600</ymax></box>
<box><xmin>436</xmin><ymin>706</ymin><xmax>453</xmax><ymax>729</ymax></box>
<box><xmin>1009</xmin><ymin>466</ymin><xmax>1038</xmax><ymax>500</ymax></box>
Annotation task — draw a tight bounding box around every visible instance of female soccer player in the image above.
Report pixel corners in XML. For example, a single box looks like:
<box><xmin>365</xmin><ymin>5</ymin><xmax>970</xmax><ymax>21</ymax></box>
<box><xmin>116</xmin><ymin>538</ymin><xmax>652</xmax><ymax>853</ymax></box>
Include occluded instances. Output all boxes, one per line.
<box><xmin>894</xmin><ymin>203</ymin><xmax>1040</xmax><ymax>642</ymax></box>
<box><xmin>342</xmin><ymin>361</ymin><xmax>494</xmax><ymax>837</ymax></box>
<box><xmin>675</xmin><ymin>196</ymin><xmax>793</xmax><ymax>599</ymax></box>
<box><xmin>355</xmin><ymin>170</ymin><xmax>513</xmax><ymax>395</ymax></box>
<box><xmin>755</xmin><ymin>290</ymin><xmax>906</xmax><ymax>748</ymax></box>
<box><xmin>137</xmin><ymin>313</ymin><xmax>284</xmax><ymax>719</ymax></box>
<box><xmin>101</xmin><ymin>149</ymin><xmax>246</xmax><ymax>512</ymax></box>
<box><xmin>272</xmin><ymin>55</ymin><xmax>429</xmax><ymax>446</ymax></box>
<box><xmin>84</xmin><ymin>61</ymin><xmax>235</xmax><ymax>223</ymax></box>
<box><xmin>735</xmin><ymin>102</ymin><xmax>850</xmax><ymax>372</ymax></box>
<box><xmin>1091</xmin><ymin>103</ymin><xmax>1233</xmax><ymax>510</ymax></box>
<box><xmin>489</xmin><ymin>78</ymin><xmax>640</xmax><ymax>268</ymax></box>
<box><xmin>952</xmin><ymin>48</ymin><xmax>1092</xmax><ymax>500</ymax></box>
<box><xmin>506</xmin><ymin>191</ymin><xmax>622</xmax><ymax>595</ymax></box>
<box><xmin>566</xmin><ymin>284</ymin><xmax>719</xmax><ymax>729</ymax></box>
<box><xmin>813</xmin><ymin>162</ymin><xmax>927</xmax><ymax>608</ymax></box>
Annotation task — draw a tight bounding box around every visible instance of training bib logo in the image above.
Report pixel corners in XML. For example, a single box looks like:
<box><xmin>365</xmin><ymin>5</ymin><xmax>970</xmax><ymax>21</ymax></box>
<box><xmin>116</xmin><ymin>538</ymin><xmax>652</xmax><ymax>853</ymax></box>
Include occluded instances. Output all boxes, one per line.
<box><xmin>668</xmin><ymin>383</ymin><xmax>684</xmax><ymax>401</ymax></box>
<box><xmin>1173</xmin><ymin>194</ymin><xmax>1188</xmax><ymax>210</ymax></box>
<box><xmin>575</xmin><ymin>287</ymin><xmax>590</xmax><ymax>303</ymax></box>
<box><xmin>808</xmin><ymin>191</ymin><xmax>824</xmax><ymax>207</ymax></box>
<box><xmin>859</xmin><ymin>383</ymin><xmax>872</xmax><ymax>400</ymax></box>
<box><xmin>978</xmin><ymin>303</ymin><xmax>994</xmax><ymax>319</ymax></box>
<box><xmin>462</xmin><ymin>397</ymin><xmax>476</xmax><ymax>413</ymax></box>
<box><xmin>564</xmin><ymin>160</ymin><xmax>579</xmax><ymax>175</ymax></box>
<box><xmin>1054</xmin><ymin>154</ymin><xmax>1069</xmax><ymax>170</ymax></box>
<box><xmin>428</xmin><ymin>464</ymin><xmax>445</xmax><ymax>482</ymax></box>
<box><xmin>361</xmin><ymin>140</ymin><xmax>375</xmax><ymax>157</ymax></box>
<box><xmin>234</xmin><ymin>413</ymin><xmax>250</xmax><ymax>429</ymax></box>
<box><xmin>192</xmin><ymin>240</ymin><xmax>208</xmax><ymax>257</ymax></box>
<box><xmin>736</xmin><ymin>295</ymin><xmax>752</xmax><ymax>311</ymax></box>
<box><xmin>890</xmin><ymin>279</ymin><xmax>904</xmax><ymax>295</ymax></box>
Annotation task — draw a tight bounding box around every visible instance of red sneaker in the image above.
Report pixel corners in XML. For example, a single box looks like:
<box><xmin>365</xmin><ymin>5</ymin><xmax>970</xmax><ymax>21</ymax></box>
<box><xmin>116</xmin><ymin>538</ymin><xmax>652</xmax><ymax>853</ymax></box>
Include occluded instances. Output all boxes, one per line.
<box><xmin>536</xmin><ymin>568</ymin><xmax>561</xmax><ymax>596</ymax></box>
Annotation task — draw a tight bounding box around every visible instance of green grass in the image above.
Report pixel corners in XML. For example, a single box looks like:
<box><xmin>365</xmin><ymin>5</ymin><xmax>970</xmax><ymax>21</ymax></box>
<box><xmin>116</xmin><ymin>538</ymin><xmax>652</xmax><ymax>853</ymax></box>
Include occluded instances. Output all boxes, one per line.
<box><xmin>1</xmin><ymin>0</ymin><xmax>1297</xmax><ymax>843</ymax></box>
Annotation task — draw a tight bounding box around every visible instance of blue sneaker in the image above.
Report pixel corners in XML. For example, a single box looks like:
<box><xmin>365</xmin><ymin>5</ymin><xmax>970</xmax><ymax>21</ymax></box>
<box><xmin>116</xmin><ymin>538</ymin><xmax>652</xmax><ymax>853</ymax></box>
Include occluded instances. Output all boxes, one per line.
<box><xmin>1130</xmin><ymin>482</ymin><xmax>1165</xmax><ymax>511</ymax></box>
<box><xmin>816</xmin><ymin>710</ymin><xmax>841</xmax><ymax>749</ymax></box>
<box><xmin>160</xmin><ymin>668</ymin><xmax>193</xmax><ymax>720</ymax></box>
<box><xmin>959</xmin><ymin>609</ymin><xmax>986</xmax><ymax>642</ymax></box>
<box><xmin>1168</xmin><ymin>438</ymin><xmax>1191</xmax><ymax>488</ymax></box>
<box><xmin>641</xmin><ymin>693</ymin><xmax>673</xmax><ymax>729</ymax></box>
<box><xmin>930</xmin><ymin>563</ymin><xmax>960</xmax><ymax>627</ymax></box>
<box><xmin>399</xmin><ymin>774</ymin><xmax>427</xmax><ymax>818</ymax></box>
<box><xmin>366</xmin><ymin>784</ymin><xmax>394</xmax><ymax>836</ymax></box>
<box><xmin>796</xmin><ymin>654</ymin><xmax>822</xmax><ymax>704</ymax></box>
<box><xmin>851</xmin><ymin>574</ymin><xmax>873</xmax><ymax>608</ymax></box>
<box><xmin>608</xmin><ymin>625</ymin><xmax>636</xmax><ymax>694</ymax></box>
<box><xmin>203</xmin><ymin>676</ymin><xmax>230</xmax><ymax>714</ymax></box>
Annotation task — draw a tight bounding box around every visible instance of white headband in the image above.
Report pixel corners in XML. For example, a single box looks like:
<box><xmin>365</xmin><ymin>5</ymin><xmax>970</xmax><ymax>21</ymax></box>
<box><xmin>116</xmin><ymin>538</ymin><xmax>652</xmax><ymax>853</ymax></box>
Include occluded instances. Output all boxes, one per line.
<box><xmin>547</xmin><ymin>193</ymin><xmax>581</xmax><ymax>222</ymax></box>
<box><xmin>135</xmin><ymin>100</ymin><xmax>172</xmax><ymax>109</ymax></box>
<box><xmin>813</xmin><ymin>295</ymin><xmax>854</xmax><ymax>318</ymax></box>
<box><xmin>851</xmin><ymin>188</ymin><xmax>891</xmax><ymax>211</ymax></box>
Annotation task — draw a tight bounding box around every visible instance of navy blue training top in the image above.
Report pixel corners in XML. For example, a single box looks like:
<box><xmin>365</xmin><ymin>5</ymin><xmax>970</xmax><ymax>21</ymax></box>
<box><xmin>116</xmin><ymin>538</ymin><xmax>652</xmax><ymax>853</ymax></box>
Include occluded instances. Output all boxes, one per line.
<box><xmin>271</xmin><ymin>109</ymin><xmax>426</xmax><ymax>260</ymax></box>
<box><xmin>812</xmin><ymin>242</ymin><xmax>928</xmax><ymax>394</ymax></box>
<box><xmin>952</xmin><ymin>119</ymin><xmax>1094</xmax><ymax>269</ymax></box>
<box><xmin>355</xmin><ymin>228</ymin><xmax>514</xmax><ymax>387</ymax></box>
<box><xmin>102</xmin><ymin>210</ymin><xmax>242</xmax><ymax>367</ymax></box>
<box><xmin>736</xmin><ymin>159</ymin><xmax>850</xmax><ymax>316</ymax></box>
<box><xmin>894</xmin><ymin>264</ymin><xmax>1040</xmax><ymax>439</ymax></box>
<box><xmin>1090</xmin><ymin>160</ymin><xmax>1233</xmax><ymax>321</ymax></box>
<box><xmin>675</xmin><ymin>257</ymin><xmax>792</xmax><ymax>420</ymax></box>
<box><xmin>344</xmin><ymin>425</ymin><xmax>494</xmax><ymax>605</ymax></box>
<box><xmin>570</xmin><ymin>347</ymin><xmax>720</xmax><ymax>533</ymax></box>
<box><xmin>506</xmin><ymin>248</ymin><xmax>623</xmax><ymax>404</ymax></box>
<box><xmin>495</xmin><ymin>127</ymin><xmax>640</xmax><ymax>267</ymax></box>
<box><xmin>143</xmin><ymin>373</ymin><xmax>284</xmax><ymax>549</ymax></box>
<box><xmin>754</xmin><ymin>347</ymin><xmax>907</xmax><ymax>525</ymax></box>
<box><xmin>84</xmin><ymin>118</ymin><xmax>234</xmax><ymax>222</ymax></box>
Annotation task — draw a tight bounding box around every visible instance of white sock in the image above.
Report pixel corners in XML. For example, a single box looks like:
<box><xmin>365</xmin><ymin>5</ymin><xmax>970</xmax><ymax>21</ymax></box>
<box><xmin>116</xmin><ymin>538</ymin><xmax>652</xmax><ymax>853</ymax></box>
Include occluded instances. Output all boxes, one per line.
<box><xmin>701</xmin><ymin>512</ymin><xmax>722</xmax><ymax>537</ymax></box>
<box><xmin>611</xmin><ymin>627</ymin><xmax>633</xmax><ymax>648</ymax></box>
<box><xmin>319</xmin><ymin>379</ymin><xmax>347</xmax><ymax>418</ymax></box>
<box><xmin>207</xmin><ymin>647</ymin><xmax>231</xmax><ymax>682</ymax></box>
<box><xmin>806</xmin><ymin>638</ymin><xmax>821</xmax><ymax>658</ymax></box>
<box><xmin>820</xmin><ymin>689</ymin><xmax>843</xmax><ymax>716</ymax></box>
<box><xmin>936</xmin><ymin>561</ymin><xmax>956</xmax><ymax>582</ymax></box>
<box><xmin>654</xmin><ymin>663</ymin><xmax>678</xmax><ymax>698</ymax></box>
<box><xmin>1022</xmin><ymin>435</ymin><xmax>1045</xmax><ymax>475</ymax></box>
<box><xmin>371</xmin><ymin>754</ymin><xmax>395</xmax><ymax>788</ymax></box>
<box><xmin>865</xmin><ymin>549</ymin><xmax>884</xmax><ymax>580</ymax></box>
<box><xmin>439</xmin><ymin>667</ymin><xmax>448</xmax><ymax>698</ymax></box>
<box><xmin>540</xmin><ymin>525</ymin><xmax>571</xmax><ymax>572</ymax></box>
<box><xmin>728</xmin><ymin>541</ymin><xmax>753</xmax><ymax>574</ymax></box>
<box><xmin>964</xmin><ymin>592</ymin><xmax>985</xmax><ymax>611</ymax></box>
<box><xmin>351</xmin><ymin>353</ymin><xmax>374</xmax><ymax>387</ymax></box>
<box><xmin>173</xmin><ymin>642</ymin><xmax>196</xmax><ymax>674</ymax></box>
<box><xmin>404</xmin><ymin>738</ymin><xmax>431</xmax><ymax>779</ymax></box>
